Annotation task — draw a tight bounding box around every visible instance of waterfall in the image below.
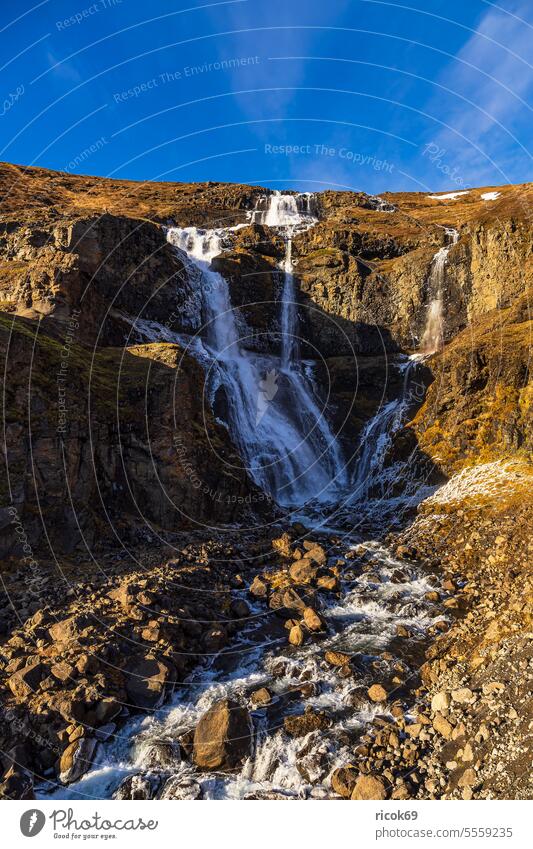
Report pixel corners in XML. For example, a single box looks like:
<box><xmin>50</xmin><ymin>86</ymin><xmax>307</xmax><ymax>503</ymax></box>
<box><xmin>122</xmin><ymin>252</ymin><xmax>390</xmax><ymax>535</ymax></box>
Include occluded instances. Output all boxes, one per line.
<box><xmin>280</xmin><ymin>235</ymin><xmax>298</xmax><ymax>368</ymax></box>
<box><xmin>352</xmin><ymin>357</ymin><xmax>421</xmax><ymax>500</ymax></box>
<box><xmin>421</xmin><ymin>228</ymin><xmax>459</xmax><ymax>354</ymax></box>
<box><xmin>165</xmin><ymin>192</ymin><xmax>348</xmax><ymax>507</ymax></box>
<box><xmin>250</xmin><ymin>191</ymin><xmax>316</xmax><ymax>369</ymax></box>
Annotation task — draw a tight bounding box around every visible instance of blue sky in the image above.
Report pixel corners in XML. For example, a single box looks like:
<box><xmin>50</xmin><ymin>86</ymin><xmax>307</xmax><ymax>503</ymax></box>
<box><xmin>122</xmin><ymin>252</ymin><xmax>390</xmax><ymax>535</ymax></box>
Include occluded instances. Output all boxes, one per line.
<box><xmin>1</xmin><ymin>0</ymin><xmax>531</xmax><ymax>192</ymax></box>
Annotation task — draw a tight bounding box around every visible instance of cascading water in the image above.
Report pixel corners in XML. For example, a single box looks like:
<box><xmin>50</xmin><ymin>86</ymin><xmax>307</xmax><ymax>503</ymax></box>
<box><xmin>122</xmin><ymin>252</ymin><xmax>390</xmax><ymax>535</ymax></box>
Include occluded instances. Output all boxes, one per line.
<box><xmin>39</xmin><ymin>540</ymin><xmax>441</xmax><ymax>801</ymax></box>
<box><xmin>36</xmin><ymin>192</ymin><xmax>449</xmax><ymax>804</ymax></box>
<box><xmin>349</xmin><ymin>357</ymin><xmax>420</xmax><ymax>504</ymax></box>
<box><xmin>421</xmin><ymin>228</ymin><xmax>459</xmax><ymax>354</ymax></box>
<box><xmin>165</xmin><ymin>192</ymin><xmax>347</xmax><ymax>507</ymax></box>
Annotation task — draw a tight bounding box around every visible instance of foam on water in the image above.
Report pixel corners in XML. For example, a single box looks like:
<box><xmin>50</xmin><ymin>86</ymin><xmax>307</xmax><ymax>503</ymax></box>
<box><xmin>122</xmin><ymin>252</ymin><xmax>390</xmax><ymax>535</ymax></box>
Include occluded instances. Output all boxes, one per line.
<box><xmin>163</xmin><ymin>194</ymin><xmax>348</xmax><ymax>507</ymax></box>
<box><xmin>39</xmin><ymin>539</ymin><xmax>441</xmax><ymax>801</ymax></box>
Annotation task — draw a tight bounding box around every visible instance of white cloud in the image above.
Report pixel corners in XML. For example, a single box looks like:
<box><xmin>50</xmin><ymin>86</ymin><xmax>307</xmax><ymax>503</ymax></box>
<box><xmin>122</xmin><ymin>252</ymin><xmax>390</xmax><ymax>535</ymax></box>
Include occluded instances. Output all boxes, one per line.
<box><xmin>422</xmin><ymin>1</ymin><xmax>533</xmax><ymax>184</ymax></box>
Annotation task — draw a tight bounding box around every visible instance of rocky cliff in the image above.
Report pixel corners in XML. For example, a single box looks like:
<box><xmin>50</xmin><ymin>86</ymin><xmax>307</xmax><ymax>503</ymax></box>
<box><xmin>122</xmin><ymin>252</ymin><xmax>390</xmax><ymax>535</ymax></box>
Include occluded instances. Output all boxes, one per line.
<box><xmin>0</xmin><ymin>162</ymin><xmax>531</xmax><ymax>553</ymax></box>
<box><xmin>0</xmin><ymin>163</ymin><xmax>531</xmax><ymax>803</ymax></box>
<box><xmin>0</xmin><ymin>313</ymin><xmax>266</xmax><ymax>558</ymax></box>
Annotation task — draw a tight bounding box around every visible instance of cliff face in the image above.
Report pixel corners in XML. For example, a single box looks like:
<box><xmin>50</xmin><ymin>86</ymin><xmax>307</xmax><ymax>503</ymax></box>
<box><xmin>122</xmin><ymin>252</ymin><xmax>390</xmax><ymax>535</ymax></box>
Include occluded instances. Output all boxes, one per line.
<box><xmin>0</xmin><ymin>213</ymin><xmax>199</xmax><ymax>345</ymax></box>
<box><xmin>405</xmin><ymin>290</ymin><xmax>532</xmax><ymax>475</ymax></box>
<box><xmin>0</xmin><ymin>314</ymin><xmax>264</xmax><ymax>558</ymax></box>
<box><xmin>0</xmin><ymin>162</ymin><xmax>531</xmax><ymax>554</ymax></box>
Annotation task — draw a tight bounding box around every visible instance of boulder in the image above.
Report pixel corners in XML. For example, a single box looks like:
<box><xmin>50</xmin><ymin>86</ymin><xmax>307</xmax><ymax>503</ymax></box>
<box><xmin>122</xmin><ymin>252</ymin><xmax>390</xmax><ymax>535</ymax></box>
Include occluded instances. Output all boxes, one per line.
<box><xmin>458</xmin><ymin>768</ymin><xmax>479</xmax><ymax>789</ymax></box>
<box><xmin>351</xmin><ymin>774</ymin><xmax>388</xmax><ymax>800</ymax></box>
<box><xmin>331</xmin><ymin>765</ymin><xmax>358</xmax><ymax>798</ymax></box>
<box><xmin>324</xmin><ymin>650</ymin><xmax>351</xmax><ymax>667</ymax></box>
<box><xmin>193</xmin><ymin>698</ymin><xmax>251</xmax><ymax>771</ymax></box>
<box><xmin>317</xmin><ymin>574</ymin><xmax>339</xmax><ymax>591</ymax></box>
<box><xmin>431</xmin><ymin>691</ymin><xmax>450</xmax><ymax>712</ymax></box>
<box><xmin>304</xmin><ymin>544</ymin><xmax>327</xmax><ymax>566</ymax></box>
<box><xmin>451</xmin><ymin>687</ymin><xmax>475</xmax><ymax>704</ymax></box>
<box><xmin>367</xmin><ymin>684</ymin><xmax>388</xmax><ymax>703</ymax></box>
<box><xmin>76</xmin><ymin>654</ymin><xmax>99</xmax><ymax>675</ymax></box>
<box><xmin>107</xmin><ymin>582</ymin><xmax>137</xmax><ymax>609</ymax></box>
<box><xmin>424</xmin><ymin>591</ymin><xmax>441</xmax><ymax>603</ymax></box>
<box><xmin>114</xmin><ymin>773</ymin><xmax>154</xmax><ymax>800</ymax></box>
<box><xmin>432</xmin><ymin>712</ymin><xmax>453</xmax><ymax>740</ymax></box>
<box><xmin>0</xmin><ymin>767</ymin><xmax>35</xmax><ymax>800</ymax></box>
<box><xmin>250</xmin><ymin>687</ymin><xmax>272</xmax><ymax>707</ymax></box>
<box><xmin>303</xmin><ymin>607</ymin><xmax>324</xmax><ymax>632</ymax></box>
<box><xmin>51</xmin><ymin>661</ymin><xmax>75</xmax><ymax>683</ymax></box>
<box><xmin>125</xmin><ymin>656</ymin><xmax>175</xmax><ymax>709</ymax></box>
<box><xmin>283</xmin><ymin>710</ymin><xmax>330</xmax><ymax>738</ymax></box>
<box><xmin>52</xmin><ymin>692</ymin><xmax>90</xmax><ymax>724</ymax></box>
<box><xmin>203</xmin><ymin>626</ymin><xmax>228</xmax><ymax>652</ymax></box>
<box><xmin>59</xmin><ymin>737</ymin><xmax>97</xmax><ymax>784</ymax></box>
<box><xmin>230</xmin><ymin>599</ymin><xmax>250</xmax><ymax>619</ymax></box>
<box><xmin>289</xmin><ymin>624</ymin><xmax>305</xmax><ymax>646</ymax></box>
<box><xmin>159</xmin><ymin>777</ymin><xmax>202</xmax><ymax>800</ymax></box>
<box><xmin>272</xmin><ymin>532</ymin><xmax>292</xmax><ymax>558</ymax></box>
<box><xmin>283</xmin><ymin>586</ymin><xmax>316</xmax><ymax>613</ymax></box>
<box><xmin>289</xmin><ymin>559</ymin><xmax>318</xmax><ymax>585</ymax></box>
<box><xmin>7</xmin><ymin>662</ymin><xmax>46</xmax><ymax>700</ymax></box>
<box><xmin>249</xmin><ymin>576</ymin><xmax>268</xmax><ymax>598</ymax></box>
<box><xmin>48</xmin><ymin>614</ymin><xmax>91</xmax><ymax>644</ymax></box>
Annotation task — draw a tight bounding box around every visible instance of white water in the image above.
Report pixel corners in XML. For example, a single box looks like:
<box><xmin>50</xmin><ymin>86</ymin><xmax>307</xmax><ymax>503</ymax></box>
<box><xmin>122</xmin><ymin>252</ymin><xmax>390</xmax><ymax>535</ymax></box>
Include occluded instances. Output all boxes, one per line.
<box><xmin>421</xmin><ymin>228</ymin><xmax>459</xmax><ymax>354</ymax></box>
<box><xmin>39</xmin><ymin>542</ymin><xmax>441</xmax><ymax>801</ymax></box>
<box><xmin>35</xmin><ymin>194</ymin><xmax>450</xmax><ymax>803</ymax></box>
<box><xmin>165</xmin><ymin>193</ymin><xmax>348</xmax><ymax>507</ymax></box>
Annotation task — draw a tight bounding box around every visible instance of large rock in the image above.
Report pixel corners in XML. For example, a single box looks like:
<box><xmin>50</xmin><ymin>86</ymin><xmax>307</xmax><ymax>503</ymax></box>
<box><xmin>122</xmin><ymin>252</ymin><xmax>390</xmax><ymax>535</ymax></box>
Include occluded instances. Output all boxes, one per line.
<box><xmin>303</xmin><ymin>543</ymin><xmax>327</xmax><ymax>565</ymax></box>
<box><xmin>48</xmin><ymin>614</ymin><xmax>92</xmax><ymax>643</ymax></box>
<box><xmin>59</xmin><ymin>737</ymin><xmax>97</xmax><ymax>784</ymax></box>
<box><xmin>289</xmin><ymin>558</ymin><xmax>318</xmax><ymax>585</ymax></box>
<box><xmin>288</xmin><ymin>624</ymin><xmax>305</xmax><ymax>646</ymax></box>
<box><xmin>0</xmin><ymin>767</ymin><xmax>35</xmax><ymax>800</ymax></box>
<box><xmin>249</xmin><ymin>576</ymin><xmax>268</xmax><ymax>598</ymax></box>
<box><xmin>431</xmin><ymin>691</ymin><xmax>450</xmax><ymax>712</ymax></box>
<box><xmin>125</xmin><ymin>656</ymin><xmax>175</xmax><ymax>709</ymax></box>
<box><xmin>351</xmin><ymin>774</ymin><xmax>388</xmax><ymax>800</ymax></box>
<box><xmin>114</xmin><ymin>774</ymin><xmax>154</xmax><ymax>800</ymax></box>
<box><xmin>272</xmin><ymin>532</ymin><xmax>292</xmax><ymax>558</ymax></box>
<box><xmin>324</xmin><ymin>650</ymin><xmax>351</xmax><ymax>667</ymax></box>
<box><xmin>193</xmin><ymin>698</ymin><xmax>251</xmax><ymax>771</ymax></box>
<box><xmin>7</xmin><ymin>662</ymin><xmax>46</xmax><ymax>700</ymax></box>
<box><xmin>283</xmin><ymin>710</ymin><xmax>331</xmax><ymax>738</ymax></box>
<box><xmin>331</xmin><ymin>765</ymin><xmax>358</xmax><ymax>798</ymax></box>
<box><xmin>303</xmin><ymin>607</ymin><xmax>324</xmax><ymax>632</ymax></box>
<box><xmin>159</xmin><ymin>777</ymin><xmax>202</xmax><ymax>799</ymax></box>
<box><xmin>283</xmin><ymin>586</ymin><xmax>316</xmax><ymax>613</ymax></box>
<box><xmin>433</xmin><ymin>712</ymin><xmax>453</xmax><ymax>740</ymax></box>
<box><xmin>367</xmin><ymin>683</ymin><xmax>388</xmax><ymax>703</ymax></box>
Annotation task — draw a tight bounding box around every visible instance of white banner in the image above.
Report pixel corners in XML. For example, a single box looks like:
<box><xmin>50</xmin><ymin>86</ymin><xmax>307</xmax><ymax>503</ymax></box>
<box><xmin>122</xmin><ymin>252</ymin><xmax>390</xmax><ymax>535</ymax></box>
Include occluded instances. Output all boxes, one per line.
<box><xmin>2</xmin><ymin>799</ymin><xmax>530</xmax><ymax>848</ymax></box>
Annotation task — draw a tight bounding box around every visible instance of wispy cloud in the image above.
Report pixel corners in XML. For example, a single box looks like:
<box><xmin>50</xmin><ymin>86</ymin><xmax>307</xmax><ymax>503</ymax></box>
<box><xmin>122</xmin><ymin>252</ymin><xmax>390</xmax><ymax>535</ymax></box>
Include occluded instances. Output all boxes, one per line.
<box><xmin>45</xmin><ymin>51</ymin><xmax>83</xmax><ymax>83</ymax></box>
<box><xmin>422</xmin><ymin>1</ymin><xmax>533</xmax><ymax>184</ymax></box>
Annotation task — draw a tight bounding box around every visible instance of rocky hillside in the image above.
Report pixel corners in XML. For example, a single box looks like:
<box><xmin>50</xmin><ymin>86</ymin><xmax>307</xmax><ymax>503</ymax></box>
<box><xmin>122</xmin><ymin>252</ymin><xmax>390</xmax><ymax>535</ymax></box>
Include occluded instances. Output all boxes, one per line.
<box><xmin>0</xmin><ymin>313</ymin><xmax>264</xmax><ymax>559</ymax></box>
<box><xmin>0</xmin><ymin>161</ymin><xmax>531</xmax><ymax>545</ymax></box>
<box><xmin>0</xmin><ymin>163</ymin><xmax>531</xmax><ymax>803</ymax></box>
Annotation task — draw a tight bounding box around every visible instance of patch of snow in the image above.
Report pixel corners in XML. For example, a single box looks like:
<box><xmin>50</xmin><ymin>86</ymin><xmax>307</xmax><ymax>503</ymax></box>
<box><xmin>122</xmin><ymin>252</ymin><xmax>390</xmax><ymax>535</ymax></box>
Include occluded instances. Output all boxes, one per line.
<box><xmin>428</xmin><ymin>191</ymin><xmax>470</xmax><ymax>201</ymax></box>
<box><xmin>422</xmin><ymin>461</ymin><xmax>530</xmax><ymax>508</ymax></box>
<box><xmin>480</xmin><ymin>191</ymin><xmax>501</xmax><ymax>201</ymax></box>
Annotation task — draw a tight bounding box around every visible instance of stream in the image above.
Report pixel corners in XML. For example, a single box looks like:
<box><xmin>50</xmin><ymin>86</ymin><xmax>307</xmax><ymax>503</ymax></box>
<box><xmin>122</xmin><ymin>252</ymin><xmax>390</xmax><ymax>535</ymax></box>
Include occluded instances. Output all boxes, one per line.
<box><xmin>38</xmin><ymin>193</ymin><xmax>450</xmax><ymax>800</ymax></box>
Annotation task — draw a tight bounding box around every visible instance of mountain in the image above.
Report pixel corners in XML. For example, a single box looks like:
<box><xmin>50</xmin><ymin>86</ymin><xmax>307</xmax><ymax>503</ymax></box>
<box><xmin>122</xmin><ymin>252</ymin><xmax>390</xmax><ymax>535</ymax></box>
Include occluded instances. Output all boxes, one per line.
<box><xmin>0</xmin><ymin>163</ymin><xmax>531</xmax><ymax>801</ymax></box>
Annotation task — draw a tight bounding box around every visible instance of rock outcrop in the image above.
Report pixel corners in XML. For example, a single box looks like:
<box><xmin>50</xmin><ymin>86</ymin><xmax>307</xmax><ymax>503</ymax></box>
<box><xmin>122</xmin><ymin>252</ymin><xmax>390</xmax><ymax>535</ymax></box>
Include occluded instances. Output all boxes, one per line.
<box><xmin>193</xmin><ymin>698</ymin><xmax>251</xmax><ymax>770</ymax></box>
<box><xmin>0</xmin><ymin>314</ymin><xmax>265</xmax><ymax>557</ymax></box>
